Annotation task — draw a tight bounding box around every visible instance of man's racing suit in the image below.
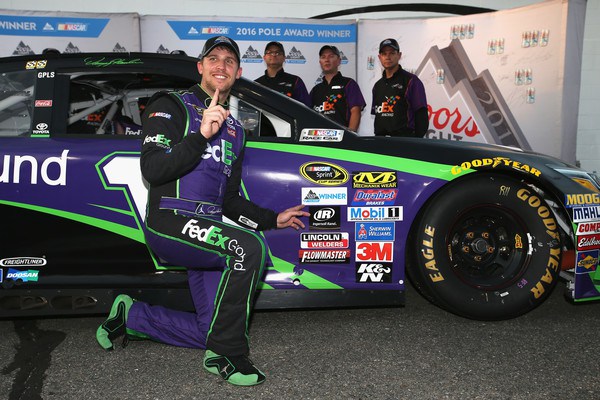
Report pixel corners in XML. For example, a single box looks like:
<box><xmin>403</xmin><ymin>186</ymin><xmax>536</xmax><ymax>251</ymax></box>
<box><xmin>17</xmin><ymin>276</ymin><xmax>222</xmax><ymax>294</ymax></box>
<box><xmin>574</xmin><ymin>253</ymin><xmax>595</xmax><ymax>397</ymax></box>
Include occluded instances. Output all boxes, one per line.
<box><xmin>127</xmin><ymin>84</ymin><xmax>277</xmax><ymax>356</ymax></box>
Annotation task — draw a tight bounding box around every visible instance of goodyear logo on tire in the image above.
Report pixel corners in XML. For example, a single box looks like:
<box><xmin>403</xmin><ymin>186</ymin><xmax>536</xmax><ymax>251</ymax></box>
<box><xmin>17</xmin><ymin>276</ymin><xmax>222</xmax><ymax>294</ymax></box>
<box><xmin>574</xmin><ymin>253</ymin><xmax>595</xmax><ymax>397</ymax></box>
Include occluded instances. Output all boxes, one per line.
<box><xmin>300</xmin><ymin>162</ymin><xmax>349</xmax><ymax>186</ymax></box>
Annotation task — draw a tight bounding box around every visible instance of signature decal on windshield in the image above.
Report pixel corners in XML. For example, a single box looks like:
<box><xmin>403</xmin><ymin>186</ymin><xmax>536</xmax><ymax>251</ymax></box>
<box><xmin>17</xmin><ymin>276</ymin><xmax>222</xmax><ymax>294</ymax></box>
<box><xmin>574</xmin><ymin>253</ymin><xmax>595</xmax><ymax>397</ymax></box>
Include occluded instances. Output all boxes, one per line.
<box><xmin>84</xmin><ymin>57</ymin><xmax>144</xmax><ymax>68</ymax></box>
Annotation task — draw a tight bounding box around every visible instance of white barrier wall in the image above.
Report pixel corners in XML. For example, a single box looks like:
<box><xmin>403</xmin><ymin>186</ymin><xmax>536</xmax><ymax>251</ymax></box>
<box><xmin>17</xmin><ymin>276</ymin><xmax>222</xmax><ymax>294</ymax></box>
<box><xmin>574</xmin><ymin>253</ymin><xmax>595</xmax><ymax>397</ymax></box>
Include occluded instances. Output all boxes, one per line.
<box><xmin>357</xmin><ymin>0</ymin><xmax>585</xmax><ymax>163</ymax></box>
<box><xmin>140</xmin><ymin>16</ymin><xmax>357</xmax><ymax>88</ymax></box>
<box><xmin>0</xmin><ymin>10</ymin><xmax>140</xmax><ymax>55</ymax></box>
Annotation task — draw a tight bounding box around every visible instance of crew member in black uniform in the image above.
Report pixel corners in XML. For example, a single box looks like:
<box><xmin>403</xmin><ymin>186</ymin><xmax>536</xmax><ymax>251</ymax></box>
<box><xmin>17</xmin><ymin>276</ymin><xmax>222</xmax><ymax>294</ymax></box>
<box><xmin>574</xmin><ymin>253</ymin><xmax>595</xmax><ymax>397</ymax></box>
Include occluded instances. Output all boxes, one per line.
<box><xmin>255</xmin><ymin>41</ymin><xmax>311</xmax><ymax>107</ymax></box>
<box><xmin>310</xmin><ymin>45</ymin><xmax>366</xmax><ymax>131</ymax></box>
<box><xmin>371</xmin><ymin>38</ymin><xmax>429</xmax><ymax>137</ymax></box>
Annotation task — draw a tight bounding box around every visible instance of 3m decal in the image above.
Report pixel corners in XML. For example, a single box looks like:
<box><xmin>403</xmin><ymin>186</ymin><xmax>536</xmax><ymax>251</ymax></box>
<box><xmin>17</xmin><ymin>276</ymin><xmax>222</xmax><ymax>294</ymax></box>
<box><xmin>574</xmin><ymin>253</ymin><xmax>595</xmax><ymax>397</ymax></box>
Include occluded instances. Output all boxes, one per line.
<box><xmin>299</xmin><ymin>162</ymin><xmax>348</xmax><ymax>186</ymax></box>
<box><xmin>355</xmin><ymin>242</ymin><xmax>393</xmax><ymax>262</ymax></box>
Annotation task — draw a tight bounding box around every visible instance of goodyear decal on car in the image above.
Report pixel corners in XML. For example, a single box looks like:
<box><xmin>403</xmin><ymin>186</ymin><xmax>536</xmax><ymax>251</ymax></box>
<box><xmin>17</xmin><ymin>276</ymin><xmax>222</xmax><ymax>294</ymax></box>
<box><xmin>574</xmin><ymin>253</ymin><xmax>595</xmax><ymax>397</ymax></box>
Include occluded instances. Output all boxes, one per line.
<box><xmin>451</xmin><ymin>157</ymin><xmax>541</xmax><ymax>177</ymax></box>
<box><xmin>299</xmin><ymin>161</ymin><xmax>348</xmax><ymax>186</ymax></box>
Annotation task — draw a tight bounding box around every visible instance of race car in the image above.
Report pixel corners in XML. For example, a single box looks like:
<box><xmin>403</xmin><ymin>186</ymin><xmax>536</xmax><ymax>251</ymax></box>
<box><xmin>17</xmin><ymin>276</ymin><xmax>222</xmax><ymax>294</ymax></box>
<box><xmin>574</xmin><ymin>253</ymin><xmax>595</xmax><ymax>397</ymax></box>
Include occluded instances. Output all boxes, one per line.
<box><xmin>1</xmin><ymin>52</ymin><xmax>599</xmax><ymax>320</ymax></box>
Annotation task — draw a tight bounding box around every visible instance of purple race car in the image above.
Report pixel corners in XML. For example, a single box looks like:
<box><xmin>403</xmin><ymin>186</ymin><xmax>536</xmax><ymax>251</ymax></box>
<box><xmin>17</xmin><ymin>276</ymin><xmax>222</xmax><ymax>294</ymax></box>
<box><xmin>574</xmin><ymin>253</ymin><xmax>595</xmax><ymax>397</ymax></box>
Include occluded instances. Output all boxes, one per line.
<box><xmin>1</xmin><ymin>52</ymin><xmax>599</xmax><ymax>320</ymax></box>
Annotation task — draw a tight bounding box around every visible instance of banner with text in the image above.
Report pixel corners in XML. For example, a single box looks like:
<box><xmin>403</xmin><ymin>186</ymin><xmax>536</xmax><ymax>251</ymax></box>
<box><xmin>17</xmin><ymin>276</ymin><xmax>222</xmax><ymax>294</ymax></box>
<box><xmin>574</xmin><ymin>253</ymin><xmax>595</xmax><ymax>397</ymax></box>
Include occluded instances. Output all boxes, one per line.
<box><xmin>0</xmin><ymin>10</ymin><xmax>140</xmax><ymax>56</ymax></box>
<box><xmin>140</xmin><ymin>16</ymin><xmax>356</xmax><ymax>89</ymax></box>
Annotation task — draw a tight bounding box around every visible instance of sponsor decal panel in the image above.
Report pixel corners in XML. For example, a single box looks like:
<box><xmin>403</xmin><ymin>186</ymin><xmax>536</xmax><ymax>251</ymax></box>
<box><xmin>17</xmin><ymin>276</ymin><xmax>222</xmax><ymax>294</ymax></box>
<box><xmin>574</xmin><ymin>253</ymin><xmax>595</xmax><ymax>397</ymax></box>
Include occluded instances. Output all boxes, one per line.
<box><xmin>300</xmin><ymin>232</ymin><xmax>349</xmax><ymax>249</ymax></box>
<box><xmin>299</xmin><ymin>129</ymin><xmax>344</xmax><ymax>142</ymax></box>
<box><xmin>565</xmin><ymin>193</ymin><xmax>600</xmax><ymax>208</ymax></box>
<box><xmin>355</xmin><ymin>222</ymin><xmax>395</xmax><ymax>241</ymax></box>
<box><xmin>348</xmin><ymin>206</ymin><xmax>403</xmax><ymax>222</ymax></box>
<box><xmin>309</xmin><ymin>206</ymin><xmax>341</xmax><ymax>230</ymax></box>
<box><xmin>6</xmin><ymin>269</ymin><xmax>39</xmax><ymax>282</ymax></box>
<box><xmin>300</xmin><ymin>162</ymin><xmax>348</xmax><ymax>186</ymax></box>
<box><xmin>0</xmin><ymin>257</ymin><xmax>46</xmax><ymax>267</ymax></box>
<box><xmin>352</xmin><ymin>171</ymin><xmax>397</xmax><ymax>189</ymax></box>
<box><xmin>302</xmin><ymin>187</ymin><xmax>347</xmax><ymax>205</ymax></box>
<box><xmin>576</xmin><ymin>250</ymin><xmax>598</xmax><ymax>274</ymax></box>
<box><xmin>577</xmin><ymin>222</ymin><xmax>600</xmax><ymax>235</ymax></box>
<box><xmin>572</xmin><ymin>206</ymin><xmax>600</xmax><ymax>223</ymax></box>
<box><xmin>299</xmin><ymin>249</ymin><xmax>350</xmax><ymax>264</ymax></box>
<box><xmin>0</xmin><ymin>269</ymin><xmax>2</xmax><ymax>283</ymax></box>
<box><xmin>355</xmin><ymin>242</ymin><xmax>394</xmax><ymax>262</ymax></box>
<box><xmin>25</xmin><ymin>60</ymin><xmax>47</xmax><ymax>69</ymax></box>
<box><xmin>577</xmin><ymin>234</ymin><xmax>600</xmax><ymax>250</ymax></box>
<box><xmin>34</xmin><ymin>99</ymin><xmax>52</xmax><ymax>107</ymax></box>
<box><xmin>352</xmin><ymin>189</ymin><xmax>397</xmax><ymax>206</ymax></box>
<box><xmin>355</xmin><ymin>262</ymin><xmax>392</xmax><ymax>283</ymax></box>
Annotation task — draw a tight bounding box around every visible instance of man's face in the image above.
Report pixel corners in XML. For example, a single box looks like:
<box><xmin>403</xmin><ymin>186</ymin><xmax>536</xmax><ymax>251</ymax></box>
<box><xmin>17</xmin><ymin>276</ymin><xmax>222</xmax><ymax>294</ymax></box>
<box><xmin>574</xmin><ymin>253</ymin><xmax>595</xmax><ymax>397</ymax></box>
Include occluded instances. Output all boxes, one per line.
<box><xmin>378</xmin><ymin>47</ymin><xmax>401</xmax><ymax>69</ymax></box>
<box><xmin>263</xmin><ymin>45</ymin><xmax>285</xmax><ymax>69</ymax></box>
<box><xmin>197</xmin><ymin>46</ymin><xmax>242</xmax><ymax>94</ymax></box>
<box><xmin>319</xmin><ymin>50</ymin><xmax>341</xmax><ymax>74</ymax></box>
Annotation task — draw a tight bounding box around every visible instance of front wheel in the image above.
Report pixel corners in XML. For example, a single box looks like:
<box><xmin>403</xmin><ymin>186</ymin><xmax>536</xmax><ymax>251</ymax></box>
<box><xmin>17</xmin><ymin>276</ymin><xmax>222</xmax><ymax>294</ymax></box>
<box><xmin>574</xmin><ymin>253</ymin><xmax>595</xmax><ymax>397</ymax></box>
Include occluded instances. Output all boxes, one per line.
<box><xmin>408</xmin><ymin>174</ymin><xmax>562</xmax><ymax>320</ymax></box>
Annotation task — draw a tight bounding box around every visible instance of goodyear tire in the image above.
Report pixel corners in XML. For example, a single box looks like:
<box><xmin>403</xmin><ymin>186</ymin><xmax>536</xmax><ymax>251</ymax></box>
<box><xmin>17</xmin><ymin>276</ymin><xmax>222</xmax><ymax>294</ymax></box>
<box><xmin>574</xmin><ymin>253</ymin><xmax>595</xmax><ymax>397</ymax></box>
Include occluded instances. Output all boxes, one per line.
<box><xmin>409</xmin><ymin>174</ymin><xmax>562</xmax><ymax>320</ymax></box>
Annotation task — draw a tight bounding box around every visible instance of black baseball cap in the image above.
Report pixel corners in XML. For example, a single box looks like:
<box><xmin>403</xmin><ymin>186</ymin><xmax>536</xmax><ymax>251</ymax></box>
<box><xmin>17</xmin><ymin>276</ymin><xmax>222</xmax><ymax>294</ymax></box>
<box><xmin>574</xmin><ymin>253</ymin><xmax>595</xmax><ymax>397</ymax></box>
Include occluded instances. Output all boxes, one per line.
<box><xmin>264</xmin><ymin>41</ymin><xmax>284</xmax><ymax>54</ymax></box>
<box><xmin>319</xmin><ymin>45</ymin><xmax>340</xmax><ymax>57</ymax></box>
<box><xmin>379</xmin><ymin>38</ymin><xmax>400</xmax><ymax>53</ymax></box>
<box><xmin>200</xmin><ymin>35</ymin><xmax>240</xmax><ymax>63</ymax></box>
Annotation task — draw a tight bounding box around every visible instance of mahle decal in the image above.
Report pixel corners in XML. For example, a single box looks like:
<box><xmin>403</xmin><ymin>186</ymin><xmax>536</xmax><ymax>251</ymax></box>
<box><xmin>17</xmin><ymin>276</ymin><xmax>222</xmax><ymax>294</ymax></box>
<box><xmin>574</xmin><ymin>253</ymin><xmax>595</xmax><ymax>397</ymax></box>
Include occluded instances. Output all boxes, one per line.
<box><xmin>300</xmin><ymin>162</ymin><xmax>348</xmax><ymax>186</ymax></box>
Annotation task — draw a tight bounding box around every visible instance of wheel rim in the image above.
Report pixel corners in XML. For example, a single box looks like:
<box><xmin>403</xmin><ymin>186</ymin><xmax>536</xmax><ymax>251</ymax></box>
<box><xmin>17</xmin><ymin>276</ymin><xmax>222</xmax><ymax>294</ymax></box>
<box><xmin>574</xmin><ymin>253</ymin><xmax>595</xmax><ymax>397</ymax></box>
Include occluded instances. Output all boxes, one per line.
<box><xmin>447</xmin><ymin>204</ymin><xmax>529</xmax><ymax>290</ymax></box>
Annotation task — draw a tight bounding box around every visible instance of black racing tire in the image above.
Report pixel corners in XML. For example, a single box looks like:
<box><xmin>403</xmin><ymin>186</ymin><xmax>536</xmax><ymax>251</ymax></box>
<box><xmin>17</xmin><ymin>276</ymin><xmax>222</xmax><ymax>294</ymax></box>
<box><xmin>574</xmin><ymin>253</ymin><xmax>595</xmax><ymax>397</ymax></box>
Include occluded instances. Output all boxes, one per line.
<box><xmin>408</xmin><ymin>174</ymin><xmax>562</xmax><ymax>320</ymax></box>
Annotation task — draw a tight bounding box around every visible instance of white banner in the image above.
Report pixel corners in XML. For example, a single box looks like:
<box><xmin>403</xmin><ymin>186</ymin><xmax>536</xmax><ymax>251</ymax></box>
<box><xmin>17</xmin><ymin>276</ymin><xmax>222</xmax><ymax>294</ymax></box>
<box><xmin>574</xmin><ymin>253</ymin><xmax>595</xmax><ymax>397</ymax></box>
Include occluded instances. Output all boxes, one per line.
<box><xmin>357</xmin><ymin>0</ymin><xmax>583</xmax><ymax>162</ymax></box>
<box><xmin>140</xmin><ymin>16</ymin><xmax>357</xmax><ymax>89</ymax></box>
<box><xmin>0</xmin><ymin>10</ymin><xmax>140</xmax><ymax>56</ymax></box>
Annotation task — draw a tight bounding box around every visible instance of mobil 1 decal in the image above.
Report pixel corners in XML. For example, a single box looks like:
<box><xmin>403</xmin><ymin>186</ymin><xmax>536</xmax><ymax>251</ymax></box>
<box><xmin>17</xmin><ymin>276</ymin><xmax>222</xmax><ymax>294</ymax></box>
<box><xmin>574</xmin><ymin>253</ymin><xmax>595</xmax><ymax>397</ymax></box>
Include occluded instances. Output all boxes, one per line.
<box><xmin>309</xmin><ymin>206</ymin><xmax>341</xmax><ymax>230</ymax></box>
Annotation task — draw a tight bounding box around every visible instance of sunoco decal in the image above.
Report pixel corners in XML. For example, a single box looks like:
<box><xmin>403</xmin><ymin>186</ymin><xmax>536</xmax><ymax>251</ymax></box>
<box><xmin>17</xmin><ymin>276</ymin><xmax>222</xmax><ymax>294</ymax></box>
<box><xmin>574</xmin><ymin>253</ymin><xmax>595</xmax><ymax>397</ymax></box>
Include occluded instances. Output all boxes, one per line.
<box><xmin>0</xmin><ymin>257</ymin><xmax>47</xmax><ymax>267</ymax></box>
<box><xmin>300</xmin><ymin>162</ymin><xmax>348</xmax><ymax>186</ymax></box>
<box><xmin>576</xmin><ymin>250</ymin><xmax>598</xmax><ymax>274</ymax></box>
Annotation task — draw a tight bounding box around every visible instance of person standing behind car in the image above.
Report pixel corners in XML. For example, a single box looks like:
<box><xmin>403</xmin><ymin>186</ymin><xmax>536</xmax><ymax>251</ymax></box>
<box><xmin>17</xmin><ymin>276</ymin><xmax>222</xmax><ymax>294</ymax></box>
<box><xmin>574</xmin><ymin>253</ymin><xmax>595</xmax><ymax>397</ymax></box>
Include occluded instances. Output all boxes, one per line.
<box><xmin>372</xmin><ymin>38</ymin><xmax>429</xmax><ymax>137</ymax></box>
<box><xmin>95</xmin><ymin>35</ymin><xmax>309</xmax><ymax>387</ymax></box>
<box><xmin>255</xmin><ymin>41</ymin><xmax>311</xmax><ymax>107</ymax></box>
<box><xmin>310</xmin><ymin>45</ymin><xmax>366</xmax><ymax>131</ymax></box>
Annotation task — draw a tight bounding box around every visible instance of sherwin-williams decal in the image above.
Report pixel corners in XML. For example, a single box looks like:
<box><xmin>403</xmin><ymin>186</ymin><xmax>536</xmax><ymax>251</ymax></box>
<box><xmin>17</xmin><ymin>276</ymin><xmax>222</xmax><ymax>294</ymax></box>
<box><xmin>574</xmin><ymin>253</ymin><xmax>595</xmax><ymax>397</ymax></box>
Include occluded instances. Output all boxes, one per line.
<box><xmin>355</xmin><ymin>222</ymin><xmax>395</xmax><ymax>241</ymax></box>
<box><xmin>299</xmin><ymin>161</ymin><xmax>349</xmax><ymax>186</ymax></box>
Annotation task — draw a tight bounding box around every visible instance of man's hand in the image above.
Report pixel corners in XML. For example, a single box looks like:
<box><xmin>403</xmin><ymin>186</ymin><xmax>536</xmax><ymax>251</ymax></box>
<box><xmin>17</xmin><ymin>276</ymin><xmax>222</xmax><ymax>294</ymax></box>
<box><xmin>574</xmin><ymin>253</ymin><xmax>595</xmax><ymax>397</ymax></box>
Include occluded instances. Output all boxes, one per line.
<box><xmin>277</xmin><ymin>204</ymin><xmax>310</xmax><ymax>230</ymax></box>
<box><xmin>200</xmin><ymin>88</ymin><xmax>229</xmax><ymax>139</ymax></box>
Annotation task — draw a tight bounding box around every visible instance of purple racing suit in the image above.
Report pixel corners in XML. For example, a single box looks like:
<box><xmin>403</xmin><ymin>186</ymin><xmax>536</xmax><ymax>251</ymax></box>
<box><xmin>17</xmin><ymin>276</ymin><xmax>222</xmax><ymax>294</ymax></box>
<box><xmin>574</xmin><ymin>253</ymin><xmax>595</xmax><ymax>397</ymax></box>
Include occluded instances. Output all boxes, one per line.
<box><xmin>129</xmin><ymin>84</ymin><xmax>277</xmax><ymax>356</ymax></box>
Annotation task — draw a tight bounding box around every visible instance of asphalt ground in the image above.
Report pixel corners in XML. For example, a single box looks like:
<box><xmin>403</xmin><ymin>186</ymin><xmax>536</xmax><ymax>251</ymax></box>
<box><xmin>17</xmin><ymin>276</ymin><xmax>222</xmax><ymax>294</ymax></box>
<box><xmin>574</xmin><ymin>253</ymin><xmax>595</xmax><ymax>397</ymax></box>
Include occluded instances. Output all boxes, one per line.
<box><xmin>1</xmin><ymin>280</ymin><xmax>598</xmax><ymax>400</ymax></box>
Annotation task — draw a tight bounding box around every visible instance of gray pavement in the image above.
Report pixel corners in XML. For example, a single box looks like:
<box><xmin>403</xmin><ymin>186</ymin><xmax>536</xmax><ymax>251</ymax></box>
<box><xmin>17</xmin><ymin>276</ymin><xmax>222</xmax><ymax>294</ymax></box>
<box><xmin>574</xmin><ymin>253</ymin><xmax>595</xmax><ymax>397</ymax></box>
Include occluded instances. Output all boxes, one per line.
<box><xmin>1</xmin><ymin>281</ymin><xmax>598</xmax><ymax>400</ymax></box>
